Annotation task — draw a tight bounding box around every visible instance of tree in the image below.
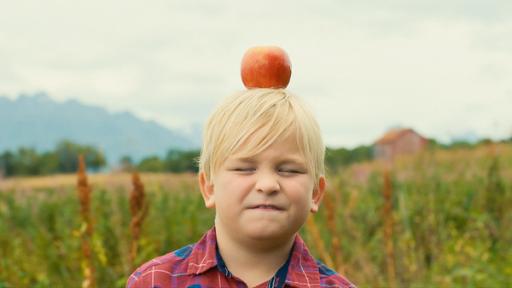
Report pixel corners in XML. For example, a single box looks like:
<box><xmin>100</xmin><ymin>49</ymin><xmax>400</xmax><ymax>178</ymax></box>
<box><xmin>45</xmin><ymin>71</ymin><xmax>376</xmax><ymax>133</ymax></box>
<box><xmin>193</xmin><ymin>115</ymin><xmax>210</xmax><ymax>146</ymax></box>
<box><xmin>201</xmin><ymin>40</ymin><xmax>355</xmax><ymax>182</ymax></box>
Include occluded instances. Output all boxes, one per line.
<box><xmin>325</xmin><ymin>145</ymin><xmax>373</xmax><ymax>172</ymax></box>
<box><xmin>119</xmin><ymin>155</ymin><xmax>135</xmax><ymax>172</ymax></box>
<box><xmin>54</xmin><ymin>140</ymin><xmax>106</xmax><ymax>172</ymax></box>
<box><xmin>37</xmin><ymin>152</ymin><xmax>59</xmax><ymax>175</ymax></box>
<box><xmin>12</xmin><ymin>147</ymin><xmax>40</xmax><ymax>176</ymax></box>
<box><xmin>0</xmin><ymin>151</ymin><xmax>15</xmax><ymax>177</ymax></box>
<box><xmin>137</xmin><ymin>156</ymin><xmax>165</xmax><ymax>172</ymax></box>
<box><xmin>164</xmin><ymin>149</ymin><xmax>199</xmax><ymax>173</ymax></box>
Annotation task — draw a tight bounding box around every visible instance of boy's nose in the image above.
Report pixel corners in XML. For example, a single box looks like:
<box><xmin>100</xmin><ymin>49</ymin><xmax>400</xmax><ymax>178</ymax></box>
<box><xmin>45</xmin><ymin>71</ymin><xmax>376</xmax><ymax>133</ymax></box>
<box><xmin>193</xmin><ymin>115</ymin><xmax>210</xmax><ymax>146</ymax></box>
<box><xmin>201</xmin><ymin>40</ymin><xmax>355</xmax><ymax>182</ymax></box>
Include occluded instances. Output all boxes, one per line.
<box><xmin>255</xmin><ymin>172</ymin><xmax>280</xmax><ymax>194</ymax></box>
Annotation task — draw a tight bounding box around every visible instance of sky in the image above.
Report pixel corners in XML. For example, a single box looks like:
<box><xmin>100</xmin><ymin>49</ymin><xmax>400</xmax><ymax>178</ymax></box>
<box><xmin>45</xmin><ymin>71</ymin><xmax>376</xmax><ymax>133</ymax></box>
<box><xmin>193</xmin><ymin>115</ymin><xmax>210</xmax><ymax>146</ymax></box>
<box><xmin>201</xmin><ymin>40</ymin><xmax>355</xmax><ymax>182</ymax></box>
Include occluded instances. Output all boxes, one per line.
<box><xmin>1</xmin><ymin>0</ymin><xmax>511</xmax><ymax>148</ymax></box>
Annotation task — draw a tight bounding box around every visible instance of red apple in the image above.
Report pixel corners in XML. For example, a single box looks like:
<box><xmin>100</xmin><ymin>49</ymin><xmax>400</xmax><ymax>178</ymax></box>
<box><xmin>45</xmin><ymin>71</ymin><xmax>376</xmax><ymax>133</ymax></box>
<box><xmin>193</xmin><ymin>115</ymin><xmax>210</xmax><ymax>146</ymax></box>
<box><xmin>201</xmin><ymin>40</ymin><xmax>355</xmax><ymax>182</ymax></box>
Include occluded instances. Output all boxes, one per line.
<box><xmin>241</xmin><ymin>46</ymin><xmax>292</xmax><ymax>89</ymax></box>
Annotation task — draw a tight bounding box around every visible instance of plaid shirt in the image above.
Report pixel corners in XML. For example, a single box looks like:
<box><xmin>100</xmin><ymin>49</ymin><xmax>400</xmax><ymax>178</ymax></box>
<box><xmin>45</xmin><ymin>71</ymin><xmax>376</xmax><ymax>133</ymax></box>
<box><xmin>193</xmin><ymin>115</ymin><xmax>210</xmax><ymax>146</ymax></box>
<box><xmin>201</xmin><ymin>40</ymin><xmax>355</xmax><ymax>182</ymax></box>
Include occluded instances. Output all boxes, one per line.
<box><xmin>127</xmin><ymin>227</ymin><xmax>356</xmax><ymax>288</ymax></box>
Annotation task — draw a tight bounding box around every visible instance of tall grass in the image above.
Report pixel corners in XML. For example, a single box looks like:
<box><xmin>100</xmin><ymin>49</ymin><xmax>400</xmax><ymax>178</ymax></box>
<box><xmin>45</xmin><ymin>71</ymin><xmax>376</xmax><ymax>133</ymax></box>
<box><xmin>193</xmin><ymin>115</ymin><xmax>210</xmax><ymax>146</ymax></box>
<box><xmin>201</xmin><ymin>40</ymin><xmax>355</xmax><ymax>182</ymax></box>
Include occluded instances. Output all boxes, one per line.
<box><xmin>77</xmin><ymin>155</ymin><xmax>95</xmax><ymax>288</ymax></box>
<box><xmin>382</xmin><ymin>167</ymin><xmax>396</xmax><ymax>288</ymax></box>
<box><xmin>1</xmin><ymin>143</ymin><xmax>511</xmax><ymax>287</ymax></box>
<box><xmin>129</xmin><ymin>171</ymin><xmax>148</xmax><ymax>271</ymax></box>
<box><xmin>303</xmin><ymin>143</ymin><xmax>512</xmax><ymax>287</ymax></box>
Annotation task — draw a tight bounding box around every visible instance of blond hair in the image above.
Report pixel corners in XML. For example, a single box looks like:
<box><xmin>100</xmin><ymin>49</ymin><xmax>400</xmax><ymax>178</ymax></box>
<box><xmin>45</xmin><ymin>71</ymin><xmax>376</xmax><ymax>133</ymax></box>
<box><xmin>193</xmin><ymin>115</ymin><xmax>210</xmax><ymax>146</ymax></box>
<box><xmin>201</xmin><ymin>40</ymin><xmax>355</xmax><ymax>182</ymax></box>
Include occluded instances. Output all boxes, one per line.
<box><xmin>199</xmin><ymin>88</ymin><xmax>325</xmax><ymax>185</ymax></box>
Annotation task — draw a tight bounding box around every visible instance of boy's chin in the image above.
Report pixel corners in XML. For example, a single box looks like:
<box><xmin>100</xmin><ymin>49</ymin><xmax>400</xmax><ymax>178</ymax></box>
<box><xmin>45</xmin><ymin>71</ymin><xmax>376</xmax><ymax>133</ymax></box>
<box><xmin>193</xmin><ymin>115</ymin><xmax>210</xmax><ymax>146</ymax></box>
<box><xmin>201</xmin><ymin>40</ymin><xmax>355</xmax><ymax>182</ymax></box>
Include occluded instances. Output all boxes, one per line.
<box><xmin>241</xmin><ymin>224</ymin><xmax>296</xmax><ymax>244</ymax></box>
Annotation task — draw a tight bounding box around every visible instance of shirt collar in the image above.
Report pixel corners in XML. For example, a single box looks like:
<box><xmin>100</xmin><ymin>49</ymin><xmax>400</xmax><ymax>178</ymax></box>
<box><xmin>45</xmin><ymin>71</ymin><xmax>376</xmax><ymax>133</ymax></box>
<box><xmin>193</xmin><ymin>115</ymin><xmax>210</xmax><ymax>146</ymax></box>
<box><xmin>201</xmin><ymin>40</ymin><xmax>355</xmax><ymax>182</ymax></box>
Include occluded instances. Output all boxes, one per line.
<box><xmin>186</xmin><ymin>227</ymin><xmax>219</xmax><ymax>275</ymax></box>
<box><xmin>186</xmin><ymin>227</ymin><xmax>321</xmax><ymax>288</ymax></box>
<box><xmin>284</xmin><ymin>234</ymin><xmax>321</xmax><ymax>288</ymax></box>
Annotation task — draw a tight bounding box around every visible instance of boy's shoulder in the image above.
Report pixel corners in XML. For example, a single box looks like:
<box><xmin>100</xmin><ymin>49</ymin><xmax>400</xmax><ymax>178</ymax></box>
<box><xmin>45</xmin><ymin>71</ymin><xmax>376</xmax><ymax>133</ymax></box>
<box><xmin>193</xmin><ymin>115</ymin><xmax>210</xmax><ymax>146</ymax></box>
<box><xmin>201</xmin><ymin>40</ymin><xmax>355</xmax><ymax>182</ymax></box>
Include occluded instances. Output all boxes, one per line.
<box><xmin>126</xmin><ymin>244</ymin><xmax>195</xmax><ymax>287</ymax></box>
<box><xmin>126</xmin><ymin>228</ymin><xmax>219</xmax><ymax>288</ymax></box>
<box><xmin>287</xmin><ymin>235</ymin><xmax>356</xmax><ymax>288</ymax></box>
<box><xmin>137</xmin><ymin>243</ymin><xmax>195</xmax><ymax>272</ymax></box>
<box><xmin>315</xmin><ymin>259</ymin><xmax>357</xmax><ymax>288</ymax></box>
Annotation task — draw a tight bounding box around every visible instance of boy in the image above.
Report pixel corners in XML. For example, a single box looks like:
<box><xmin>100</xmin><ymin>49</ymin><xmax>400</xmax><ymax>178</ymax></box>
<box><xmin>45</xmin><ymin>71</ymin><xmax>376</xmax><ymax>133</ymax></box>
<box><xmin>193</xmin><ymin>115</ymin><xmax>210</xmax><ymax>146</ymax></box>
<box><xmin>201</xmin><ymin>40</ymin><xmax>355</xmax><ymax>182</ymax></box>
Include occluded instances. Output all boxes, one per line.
<box><xmin>127</xmin><ymin>88</ymin><xmax>355</xmax><ymax>287</ymax></box>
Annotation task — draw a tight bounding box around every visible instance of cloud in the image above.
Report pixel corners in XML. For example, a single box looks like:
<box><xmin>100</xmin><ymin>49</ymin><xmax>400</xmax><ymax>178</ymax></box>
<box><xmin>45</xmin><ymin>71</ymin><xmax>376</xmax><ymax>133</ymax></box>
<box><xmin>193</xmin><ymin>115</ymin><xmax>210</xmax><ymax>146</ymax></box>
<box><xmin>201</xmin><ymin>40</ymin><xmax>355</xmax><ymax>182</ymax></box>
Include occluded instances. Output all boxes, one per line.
<box><xmin>1</xmin><ymin>0</ymin><xmax>511</xmax><ymax>147</ymax></box>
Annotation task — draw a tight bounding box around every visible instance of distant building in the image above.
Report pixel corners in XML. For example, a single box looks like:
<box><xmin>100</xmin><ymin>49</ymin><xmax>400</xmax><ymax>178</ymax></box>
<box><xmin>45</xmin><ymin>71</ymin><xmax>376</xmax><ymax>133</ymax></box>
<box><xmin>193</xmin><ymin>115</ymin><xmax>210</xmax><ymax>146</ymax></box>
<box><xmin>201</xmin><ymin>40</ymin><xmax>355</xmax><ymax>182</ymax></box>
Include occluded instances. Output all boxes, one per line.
<box><xmin>374</xmin><ymin>128</ymin><xmax>429</xmax><ymax>161</ymax></box>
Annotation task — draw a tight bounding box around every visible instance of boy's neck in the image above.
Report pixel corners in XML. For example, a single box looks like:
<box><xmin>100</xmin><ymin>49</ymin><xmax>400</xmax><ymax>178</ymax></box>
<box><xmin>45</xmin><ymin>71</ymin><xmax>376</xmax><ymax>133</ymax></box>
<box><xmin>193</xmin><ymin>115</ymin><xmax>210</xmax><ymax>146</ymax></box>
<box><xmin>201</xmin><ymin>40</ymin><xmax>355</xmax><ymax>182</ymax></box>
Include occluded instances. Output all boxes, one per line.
<box><xmin>215</xmin><ymin>224</ymin><xmax>295</xmax><ymax>287</ymax></box>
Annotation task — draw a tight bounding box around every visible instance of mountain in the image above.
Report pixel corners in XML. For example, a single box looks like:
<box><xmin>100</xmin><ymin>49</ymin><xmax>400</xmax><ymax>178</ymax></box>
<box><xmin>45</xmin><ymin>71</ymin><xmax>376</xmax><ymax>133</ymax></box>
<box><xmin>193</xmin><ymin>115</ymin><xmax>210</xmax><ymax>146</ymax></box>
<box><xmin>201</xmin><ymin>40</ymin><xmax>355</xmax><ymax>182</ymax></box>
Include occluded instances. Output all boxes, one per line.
<box><xmin>0</xmin><ymin>93</ymin><xmax>199</xmax><ymax>165</ymax></box>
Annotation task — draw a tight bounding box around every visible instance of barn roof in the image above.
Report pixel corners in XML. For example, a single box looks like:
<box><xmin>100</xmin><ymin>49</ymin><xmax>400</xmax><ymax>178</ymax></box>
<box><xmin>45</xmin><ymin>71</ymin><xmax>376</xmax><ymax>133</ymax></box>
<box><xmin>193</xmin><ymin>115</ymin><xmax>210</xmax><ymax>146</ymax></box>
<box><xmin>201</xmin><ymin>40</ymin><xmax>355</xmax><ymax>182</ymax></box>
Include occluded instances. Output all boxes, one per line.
<box><xmin>375</xmin><ymin>128</ymin><xmax>424</xmax><ymax>145</ymax></box>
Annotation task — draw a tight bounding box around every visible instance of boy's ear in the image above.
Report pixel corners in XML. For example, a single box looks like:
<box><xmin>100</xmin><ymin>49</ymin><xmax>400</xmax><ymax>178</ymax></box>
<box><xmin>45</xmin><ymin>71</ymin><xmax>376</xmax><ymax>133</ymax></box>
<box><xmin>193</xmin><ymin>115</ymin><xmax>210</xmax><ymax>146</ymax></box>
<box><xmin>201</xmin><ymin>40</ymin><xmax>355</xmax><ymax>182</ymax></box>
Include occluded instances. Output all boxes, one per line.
<box><xmin>198</xmin><ymin>172</ymin><xmax>215</xmax><ymax>208</ymax></box>
<box><xmin>310</xmin><ymin>176</ymin><xmax>326</xmax><ymax>213</ymax></box>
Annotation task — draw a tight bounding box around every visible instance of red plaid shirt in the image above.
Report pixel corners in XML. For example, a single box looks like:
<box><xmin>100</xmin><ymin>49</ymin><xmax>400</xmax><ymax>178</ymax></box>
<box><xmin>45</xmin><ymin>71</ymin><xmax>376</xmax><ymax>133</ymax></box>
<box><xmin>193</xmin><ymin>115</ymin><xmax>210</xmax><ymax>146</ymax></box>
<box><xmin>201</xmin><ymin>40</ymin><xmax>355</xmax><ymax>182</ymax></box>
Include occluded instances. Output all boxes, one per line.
<box><xmin>127</xmin><ymin>227</ymin><xmax>356</xmax><ymax>288</ymax></box>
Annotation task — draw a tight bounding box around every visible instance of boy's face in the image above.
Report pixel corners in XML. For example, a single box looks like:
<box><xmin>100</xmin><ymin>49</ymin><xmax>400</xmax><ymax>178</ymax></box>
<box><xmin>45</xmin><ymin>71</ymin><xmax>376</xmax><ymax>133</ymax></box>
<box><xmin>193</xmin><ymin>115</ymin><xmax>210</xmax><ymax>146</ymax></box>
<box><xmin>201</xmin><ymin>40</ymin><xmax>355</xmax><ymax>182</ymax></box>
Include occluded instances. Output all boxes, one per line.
<box><xmin>199</xmin><ymin>132</ymin><xmax>325</xmax><ymax>244</ymax></box>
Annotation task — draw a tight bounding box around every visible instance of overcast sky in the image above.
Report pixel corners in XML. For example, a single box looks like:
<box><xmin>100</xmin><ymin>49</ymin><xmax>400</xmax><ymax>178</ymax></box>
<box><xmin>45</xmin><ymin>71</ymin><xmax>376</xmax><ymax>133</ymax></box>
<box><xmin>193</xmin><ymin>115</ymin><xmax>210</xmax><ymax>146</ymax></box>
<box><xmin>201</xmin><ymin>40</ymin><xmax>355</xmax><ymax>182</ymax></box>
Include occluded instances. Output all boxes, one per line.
<box><xmin>1</xmin><ymin>0</ymin><xmax>511</xmax><ymax>147</ymax></box>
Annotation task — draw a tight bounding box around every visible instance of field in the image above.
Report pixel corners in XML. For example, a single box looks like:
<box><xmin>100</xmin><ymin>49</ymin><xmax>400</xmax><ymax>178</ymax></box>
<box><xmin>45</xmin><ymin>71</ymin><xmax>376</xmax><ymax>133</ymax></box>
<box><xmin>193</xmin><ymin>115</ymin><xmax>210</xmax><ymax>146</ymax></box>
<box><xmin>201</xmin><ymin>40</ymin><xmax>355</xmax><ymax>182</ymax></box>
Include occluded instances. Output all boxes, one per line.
<box><xmin>1</xmin><ymin>144</ymin><xmax>511</xmax><ymax>287</ymax></box>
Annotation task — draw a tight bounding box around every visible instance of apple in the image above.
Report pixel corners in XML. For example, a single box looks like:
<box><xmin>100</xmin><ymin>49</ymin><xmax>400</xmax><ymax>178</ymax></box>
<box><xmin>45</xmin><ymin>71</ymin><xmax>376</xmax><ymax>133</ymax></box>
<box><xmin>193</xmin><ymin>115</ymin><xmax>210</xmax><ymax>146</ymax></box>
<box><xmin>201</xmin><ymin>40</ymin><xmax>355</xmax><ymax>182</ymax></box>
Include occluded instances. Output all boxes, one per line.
<box><xmin>241</xmin><ymin>46</ymin><xmax>292</xmax><ymax>89</ymax></box>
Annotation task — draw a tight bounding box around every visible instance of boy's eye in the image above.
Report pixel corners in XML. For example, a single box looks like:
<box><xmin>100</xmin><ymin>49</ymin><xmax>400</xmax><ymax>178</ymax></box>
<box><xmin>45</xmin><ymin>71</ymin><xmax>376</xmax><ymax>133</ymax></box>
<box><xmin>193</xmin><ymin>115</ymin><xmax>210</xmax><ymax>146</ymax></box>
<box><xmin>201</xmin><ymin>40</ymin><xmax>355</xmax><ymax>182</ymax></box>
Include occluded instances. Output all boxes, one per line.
<box><xmin>231</xmin><ymin>167</ymin><xmax>255</xmax><ymax>172</ymax></box>
<box><xmin>278</xmin><ymin>168</ymin><xmax>305</xmax><ymax>175</ymax></box>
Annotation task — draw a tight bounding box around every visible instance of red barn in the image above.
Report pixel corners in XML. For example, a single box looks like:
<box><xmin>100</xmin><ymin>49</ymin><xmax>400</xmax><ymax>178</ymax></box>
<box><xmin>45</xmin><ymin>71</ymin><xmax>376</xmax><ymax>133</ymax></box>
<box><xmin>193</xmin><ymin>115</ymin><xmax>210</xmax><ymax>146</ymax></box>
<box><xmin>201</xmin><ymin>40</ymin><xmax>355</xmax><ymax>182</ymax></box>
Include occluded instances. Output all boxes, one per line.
<box><xmin>374</xmin><ymin>128</ymin><xmax>428</xmax><ymax>161</ymax></box>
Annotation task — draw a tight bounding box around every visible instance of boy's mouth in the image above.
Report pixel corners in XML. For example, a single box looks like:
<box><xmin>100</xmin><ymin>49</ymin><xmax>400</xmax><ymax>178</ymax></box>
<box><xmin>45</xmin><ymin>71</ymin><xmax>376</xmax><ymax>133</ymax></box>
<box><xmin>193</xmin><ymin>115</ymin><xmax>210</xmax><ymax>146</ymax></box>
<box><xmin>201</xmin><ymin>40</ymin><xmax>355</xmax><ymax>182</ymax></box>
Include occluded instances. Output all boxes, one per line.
<box><xmin>249</xmin><ymin>204</ymin><xmax>284</xmax><ymax>211</ymax></box>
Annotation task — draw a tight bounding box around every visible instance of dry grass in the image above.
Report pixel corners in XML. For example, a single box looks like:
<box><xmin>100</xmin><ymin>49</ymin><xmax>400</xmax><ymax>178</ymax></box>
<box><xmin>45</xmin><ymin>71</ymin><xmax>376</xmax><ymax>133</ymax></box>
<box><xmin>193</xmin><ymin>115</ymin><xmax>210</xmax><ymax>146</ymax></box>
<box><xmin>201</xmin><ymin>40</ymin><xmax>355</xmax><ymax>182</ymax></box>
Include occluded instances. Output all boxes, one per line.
<box><xmin>323</xmin><ymin>188</ymin><xmax>344</xmax><ymax>273</ymax></box>
<box><xmin>382</xmin><ymin>168</ymin><xmax>396</xmax><ymax>288</ymax></box>
<box><xmin>306</xmin><ymin>215</ymin><xmax>335</xmax><ymax>268</ymax></box>
<box><xmin>0</xmin><ymin>172</ymin><xmax>197</xmax><ymax>193</ymax></box>
<box><xmin>77</xmin><ymin>155</ymin><xmax>95</xmax><ymax>288</ymax></box>
<box><xmin>129</xmin><ymin>171</ymin><xmax>148</xmax><ymax>271</ymax></box>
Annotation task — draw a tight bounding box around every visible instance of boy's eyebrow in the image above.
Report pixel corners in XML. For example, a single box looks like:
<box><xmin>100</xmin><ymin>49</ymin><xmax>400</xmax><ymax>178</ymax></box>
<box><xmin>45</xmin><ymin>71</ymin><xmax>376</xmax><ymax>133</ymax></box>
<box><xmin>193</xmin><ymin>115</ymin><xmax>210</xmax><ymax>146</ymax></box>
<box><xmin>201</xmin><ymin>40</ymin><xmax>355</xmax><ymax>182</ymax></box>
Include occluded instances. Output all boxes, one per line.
<box><xmin>230</xmin><ymin>157</ymin><xmax>256</xmax><ymax>164</ymax></box>
<box><xmin>231</xmin><ymin>156</ymin><xmax>306</xmax><ymax>165</ymax></box>
<box><xmin>280</xmin><ymin>159</ymin><xmax>307</xmax><ymax>165</ymax></box>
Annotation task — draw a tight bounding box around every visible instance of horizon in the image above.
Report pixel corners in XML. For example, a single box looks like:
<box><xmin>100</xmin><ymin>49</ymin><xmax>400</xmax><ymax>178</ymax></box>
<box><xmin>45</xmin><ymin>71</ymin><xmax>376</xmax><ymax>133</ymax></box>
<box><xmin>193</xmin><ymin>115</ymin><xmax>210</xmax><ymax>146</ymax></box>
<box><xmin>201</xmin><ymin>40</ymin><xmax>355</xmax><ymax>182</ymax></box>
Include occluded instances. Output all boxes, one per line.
<box><xmin>1</xmin><ymin>92</ymin><xmax>506</xmax><ymax>153</ymax></box>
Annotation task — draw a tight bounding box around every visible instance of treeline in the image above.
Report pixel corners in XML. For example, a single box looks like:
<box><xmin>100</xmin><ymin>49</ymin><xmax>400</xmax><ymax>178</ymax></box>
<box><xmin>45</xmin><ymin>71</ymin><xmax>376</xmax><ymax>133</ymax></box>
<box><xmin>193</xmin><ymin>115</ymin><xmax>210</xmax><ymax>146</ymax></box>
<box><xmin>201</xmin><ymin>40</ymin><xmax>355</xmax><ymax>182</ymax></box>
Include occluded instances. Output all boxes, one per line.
<box><xmin>0</xmin><ymin>141</ymin><xmax>200</xmax><ymax>177</ymax></box>
<box><xmin>121</xmin><ymin>149</ymin><xmax>200</xmax><ymax>173</ymax></box>
<box><xmin>2</xmin><ymin>137</ymin><xmax>510</xmax><ymax>177</ymax></box>
<box><xmin>433</xmin><ymin>138</ymin><xmax>511</xmax><ymax>149</ymax></box>
<box><xmin>0</xmin><ymin>141</ymin><xmax>106</xmax><ymax>177</ymax></box>
<box><xmin>326</xmin><ymin>145</ymin><xmax>374</xmax><ymax>171</ymax></box>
